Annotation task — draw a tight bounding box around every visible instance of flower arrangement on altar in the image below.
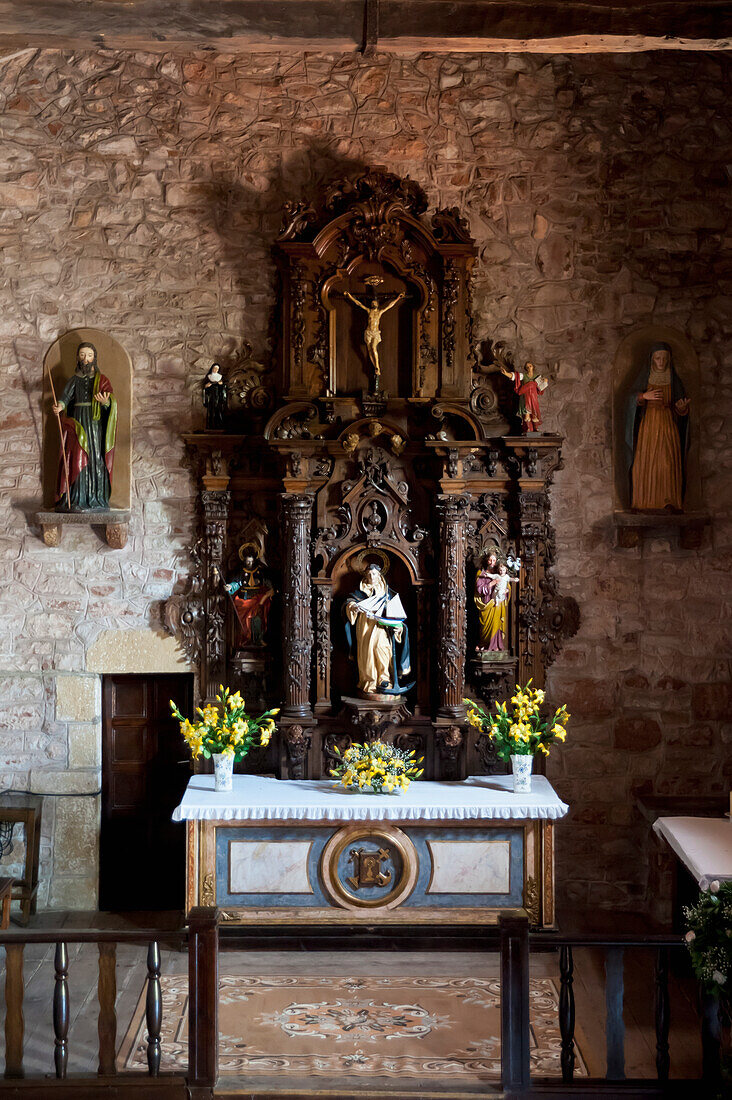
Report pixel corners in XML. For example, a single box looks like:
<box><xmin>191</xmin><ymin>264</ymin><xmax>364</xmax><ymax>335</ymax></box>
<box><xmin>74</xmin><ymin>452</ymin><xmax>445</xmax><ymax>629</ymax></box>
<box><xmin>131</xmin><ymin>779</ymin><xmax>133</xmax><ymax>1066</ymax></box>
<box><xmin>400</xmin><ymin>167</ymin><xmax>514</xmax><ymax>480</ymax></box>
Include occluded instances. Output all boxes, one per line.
<box><xmin>330</xmin><ymin>740</ymin><xmax>424</xmax><ymax>795</ymax></box>
<box><xmin>684</xmin><ymin>880</ymin><xmax>732</xmax><ymax>999</ymax></box>
<box><xmin>170</xmin><ymin>686</ymin><xmax>279</xmax><ymax>791</ymax></box>
<box><xmin>464</xmin><ymin>682</ymin><xmax>570</xmax><ymax>792</ymax></box>
<box><xmin>465</xmin><ymin>682</ymin><xmax>569</xmax><ymax>760</ymax></box>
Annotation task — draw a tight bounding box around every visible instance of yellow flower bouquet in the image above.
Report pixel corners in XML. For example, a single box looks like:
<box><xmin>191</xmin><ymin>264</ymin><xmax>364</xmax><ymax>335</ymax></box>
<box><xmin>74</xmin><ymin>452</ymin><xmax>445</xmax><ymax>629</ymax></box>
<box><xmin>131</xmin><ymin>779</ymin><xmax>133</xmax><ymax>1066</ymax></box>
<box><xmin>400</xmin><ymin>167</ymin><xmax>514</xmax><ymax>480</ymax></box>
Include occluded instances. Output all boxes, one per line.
<box><xmin>464</xmin><ymin>682</ymin><xmax>569</xmax><ymax>761</ymax></box>
<box><xmin>170</xmin><ymin>686</ymin><xmax>279</xmax><ymax>790</ymax></box>
<box><xmin>330</xmin><ymin>740</ymin><xmax>423</xmax><ymax>795</ymax></box>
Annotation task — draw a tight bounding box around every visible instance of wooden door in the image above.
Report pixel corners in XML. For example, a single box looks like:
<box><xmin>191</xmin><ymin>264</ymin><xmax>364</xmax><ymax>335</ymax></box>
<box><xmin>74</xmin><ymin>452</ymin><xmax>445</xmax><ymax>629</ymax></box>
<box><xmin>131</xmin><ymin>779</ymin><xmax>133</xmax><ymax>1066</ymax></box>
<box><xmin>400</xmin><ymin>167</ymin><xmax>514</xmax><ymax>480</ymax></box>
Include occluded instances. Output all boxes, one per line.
<box><xmin>101</xmin><ymin>673</ymin><xmax>193</xmax><ymax>911</ymax></box>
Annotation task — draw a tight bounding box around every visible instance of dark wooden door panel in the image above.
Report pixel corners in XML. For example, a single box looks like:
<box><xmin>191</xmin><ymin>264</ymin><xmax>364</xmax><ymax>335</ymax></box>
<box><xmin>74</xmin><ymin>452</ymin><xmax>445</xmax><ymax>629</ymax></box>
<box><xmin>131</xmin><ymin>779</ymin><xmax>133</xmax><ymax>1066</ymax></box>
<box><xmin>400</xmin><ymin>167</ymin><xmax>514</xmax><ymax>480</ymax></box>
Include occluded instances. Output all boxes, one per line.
<box><xmin>101</xmin><ymin>673</ymin><xmax>192</xmax><ymax>911</ymax></box>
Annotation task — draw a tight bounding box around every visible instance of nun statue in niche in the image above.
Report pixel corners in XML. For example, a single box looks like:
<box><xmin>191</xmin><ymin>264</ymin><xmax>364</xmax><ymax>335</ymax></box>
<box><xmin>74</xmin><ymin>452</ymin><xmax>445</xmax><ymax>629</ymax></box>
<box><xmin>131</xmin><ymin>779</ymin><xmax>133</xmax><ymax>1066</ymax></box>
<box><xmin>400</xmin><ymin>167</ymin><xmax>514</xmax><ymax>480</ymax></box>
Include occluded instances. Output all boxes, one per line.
<box><xmin>626</xmin><ymin>342</ymin><xmax>690</xmax><ymax>512</ymax></box>
<box><xmin>345</xmin><ymin>551</ymin><xmax>414</xmax><ymax>697</ymax></box>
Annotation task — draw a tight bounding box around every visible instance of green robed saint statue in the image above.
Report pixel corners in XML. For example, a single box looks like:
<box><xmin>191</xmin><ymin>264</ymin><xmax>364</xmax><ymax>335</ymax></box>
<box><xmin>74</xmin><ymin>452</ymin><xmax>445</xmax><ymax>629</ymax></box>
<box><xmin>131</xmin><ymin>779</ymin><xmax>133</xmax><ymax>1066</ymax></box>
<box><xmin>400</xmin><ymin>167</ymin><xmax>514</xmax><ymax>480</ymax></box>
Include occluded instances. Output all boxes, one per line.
<box><xmin>52</xmin><ymin>342</ymin><xmax>117</xmax><ymax>511</ymax></box>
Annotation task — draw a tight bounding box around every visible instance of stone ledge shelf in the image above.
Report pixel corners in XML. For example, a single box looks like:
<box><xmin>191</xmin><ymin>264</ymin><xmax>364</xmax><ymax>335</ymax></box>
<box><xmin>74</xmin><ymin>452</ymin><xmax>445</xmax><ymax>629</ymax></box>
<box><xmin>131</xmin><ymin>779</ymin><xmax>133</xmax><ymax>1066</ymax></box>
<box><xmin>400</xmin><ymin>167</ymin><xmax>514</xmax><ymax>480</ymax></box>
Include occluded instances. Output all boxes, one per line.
<box><xmin>35</xmin><ymin>510</ymin><xmax>131</xmax><ymax>549</ymax></box>
<box><xmin>613</xmin><ymin>510</ymin><xmax>710</xmax><ymax>550</ymax></box>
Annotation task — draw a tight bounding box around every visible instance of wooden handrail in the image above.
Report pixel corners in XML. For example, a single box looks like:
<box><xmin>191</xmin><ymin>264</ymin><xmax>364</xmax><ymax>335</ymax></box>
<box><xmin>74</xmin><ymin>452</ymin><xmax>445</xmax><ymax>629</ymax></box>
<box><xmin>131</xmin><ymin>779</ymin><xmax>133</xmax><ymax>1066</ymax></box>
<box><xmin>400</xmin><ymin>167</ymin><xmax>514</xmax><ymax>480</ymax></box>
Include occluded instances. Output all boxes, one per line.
<box><xmin>532</xmin><ymin>932</ymin><xmax>683</xmax><ymax>948</ymax></box>
<box><xmin>0</xmin><ymin>928</ymin><xmax>185</xmax><ymax>946</ymax></box>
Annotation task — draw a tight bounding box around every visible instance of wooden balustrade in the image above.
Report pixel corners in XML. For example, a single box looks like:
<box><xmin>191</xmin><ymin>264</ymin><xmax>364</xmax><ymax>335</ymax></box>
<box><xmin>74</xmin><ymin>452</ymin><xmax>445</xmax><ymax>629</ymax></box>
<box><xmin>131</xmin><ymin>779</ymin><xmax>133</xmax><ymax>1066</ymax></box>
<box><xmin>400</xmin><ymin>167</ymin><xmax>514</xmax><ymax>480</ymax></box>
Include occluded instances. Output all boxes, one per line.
<box><xmin>0</xmin><ymin>909</ymin><xmax>218</xmax><ymax>1099</ymax></box>
<box><xmin>0</xmin><ymin>907</ymin><xmax>720</xmax><ymax>1098</ymax></box>
<box><xmin>507</xmin><ymin>922</ymin><xmax>720</xmax><ymax>1097</ymax></box>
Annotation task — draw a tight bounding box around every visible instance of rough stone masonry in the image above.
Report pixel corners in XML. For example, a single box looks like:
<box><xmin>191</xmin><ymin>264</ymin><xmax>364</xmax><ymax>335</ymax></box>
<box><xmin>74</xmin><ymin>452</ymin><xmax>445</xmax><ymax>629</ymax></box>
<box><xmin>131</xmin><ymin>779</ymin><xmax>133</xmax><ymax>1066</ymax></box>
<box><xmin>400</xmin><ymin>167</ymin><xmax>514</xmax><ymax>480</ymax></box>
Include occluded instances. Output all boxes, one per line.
<box><xmin>0</xmin><ymin>47</ymin><xmax>730</xmax><ymax>912</ymax></box>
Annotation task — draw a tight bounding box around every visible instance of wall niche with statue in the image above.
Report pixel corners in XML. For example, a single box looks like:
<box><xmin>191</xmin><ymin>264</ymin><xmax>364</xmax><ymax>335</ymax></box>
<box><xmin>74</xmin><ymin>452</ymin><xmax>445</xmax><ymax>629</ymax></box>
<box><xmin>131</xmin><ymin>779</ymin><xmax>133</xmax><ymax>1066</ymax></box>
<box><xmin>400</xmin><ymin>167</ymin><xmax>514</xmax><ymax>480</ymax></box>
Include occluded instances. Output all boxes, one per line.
<box><xmin>38</xmin><ymin>328</ymin><xmax>132</xmax><ymax>548</ymax></box>
<box><xmin>612</xmin><ymin>325</ymin><xmax>706</xmax><ymax>549</ymax></box>
<box><xmin>166</xmin><ymin>169</ymin><xmax>579</xmax><ymax>781</ymax></box>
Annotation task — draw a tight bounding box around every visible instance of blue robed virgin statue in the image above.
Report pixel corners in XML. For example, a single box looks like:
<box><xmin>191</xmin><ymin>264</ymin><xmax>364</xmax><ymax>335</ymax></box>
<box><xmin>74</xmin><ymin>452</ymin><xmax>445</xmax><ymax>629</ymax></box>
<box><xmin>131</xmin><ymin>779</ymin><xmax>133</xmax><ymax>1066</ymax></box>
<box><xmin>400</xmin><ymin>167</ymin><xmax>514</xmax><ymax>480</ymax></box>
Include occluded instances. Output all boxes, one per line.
<box><xmin>345</xmin><ymin>554</ymin><xmax>413</xmax><ymax>696</ymax></box>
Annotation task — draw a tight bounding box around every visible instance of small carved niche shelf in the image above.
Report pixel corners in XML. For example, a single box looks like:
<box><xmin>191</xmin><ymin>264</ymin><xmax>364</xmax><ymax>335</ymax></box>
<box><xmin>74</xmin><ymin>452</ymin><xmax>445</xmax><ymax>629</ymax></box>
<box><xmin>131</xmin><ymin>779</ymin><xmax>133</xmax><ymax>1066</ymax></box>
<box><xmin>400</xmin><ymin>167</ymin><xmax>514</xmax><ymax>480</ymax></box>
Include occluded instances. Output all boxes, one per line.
<box><xmin>35</xmin><ymin>510</ymin><xmax>131</xmax><ymax>549</ymax></box>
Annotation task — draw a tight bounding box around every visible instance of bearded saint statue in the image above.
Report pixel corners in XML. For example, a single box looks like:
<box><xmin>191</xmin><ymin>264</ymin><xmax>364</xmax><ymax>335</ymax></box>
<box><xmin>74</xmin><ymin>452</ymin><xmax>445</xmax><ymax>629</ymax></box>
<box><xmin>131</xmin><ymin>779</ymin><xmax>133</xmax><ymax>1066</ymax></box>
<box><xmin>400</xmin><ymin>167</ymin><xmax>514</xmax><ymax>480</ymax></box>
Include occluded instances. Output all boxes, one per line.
<box><xmin>345</xmin><ymin>556</ymin><xmax>413</xmax><ymax>697</ymax></box>
<box><xmin>52</xmin><ymin>342</ymin><xmax>117</xmax><ymax>511</ymax></box>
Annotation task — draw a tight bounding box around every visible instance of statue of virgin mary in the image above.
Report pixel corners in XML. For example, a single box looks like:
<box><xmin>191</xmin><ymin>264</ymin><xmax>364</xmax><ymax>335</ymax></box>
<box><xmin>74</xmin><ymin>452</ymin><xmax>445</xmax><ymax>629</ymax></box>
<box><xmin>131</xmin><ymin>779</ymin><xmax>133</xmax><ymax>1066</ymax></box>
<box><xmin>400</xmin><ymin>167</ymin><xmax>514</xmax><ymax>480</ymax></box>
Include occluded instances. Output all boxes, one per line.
<box><xmin>345</xmin><ymin>556</ymin><xmax>413</xmax><ymax>696</ymax></box>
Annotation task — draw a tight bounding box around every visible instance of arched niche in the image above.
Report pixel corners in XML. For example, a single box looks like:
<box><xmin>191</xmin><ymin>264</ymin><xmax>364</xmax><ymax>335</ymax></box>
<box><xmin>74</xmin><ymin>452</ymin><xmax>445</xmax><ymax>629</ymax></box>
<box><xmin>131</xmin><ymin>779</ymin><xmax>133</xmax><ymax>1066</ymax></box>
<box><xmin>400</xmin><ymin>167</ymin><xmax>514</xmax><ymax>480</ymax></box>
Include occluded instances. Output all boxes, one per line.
<box><xmin>612</xmin><ymin>325</ymin><xmax>701</xmax><ymax>515</ymax></box>
<box><xmin>42</xmin><ymin>328</ymin><xmax>132</xmax><ymax>511</ymax></box>
<box><xmin>327</xmin><ymin>546</ymin><xmax>419</xmax><ymax>709</ymax></box>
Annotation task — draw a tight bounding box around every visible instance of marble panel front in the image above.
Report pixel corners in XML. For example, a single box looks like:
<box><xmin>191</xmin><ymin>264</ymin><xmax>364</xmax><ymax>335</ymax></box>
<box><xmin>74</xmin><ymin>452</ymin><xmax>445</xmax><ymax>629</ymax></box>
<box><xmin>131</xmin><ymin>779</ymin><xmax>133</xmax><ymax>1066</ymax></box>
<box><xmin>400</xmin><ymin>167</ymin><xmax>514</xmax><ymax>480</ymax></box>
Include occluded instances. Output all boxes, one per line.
<box><xmin>427</xmin><ymin>839</ymin><xmax>511</xmax><ymax>894</ymax></box>
<box><xmin>228</xmin><ymin>840</ymin><xmax>313</xmax><ymax>894</ymax></box>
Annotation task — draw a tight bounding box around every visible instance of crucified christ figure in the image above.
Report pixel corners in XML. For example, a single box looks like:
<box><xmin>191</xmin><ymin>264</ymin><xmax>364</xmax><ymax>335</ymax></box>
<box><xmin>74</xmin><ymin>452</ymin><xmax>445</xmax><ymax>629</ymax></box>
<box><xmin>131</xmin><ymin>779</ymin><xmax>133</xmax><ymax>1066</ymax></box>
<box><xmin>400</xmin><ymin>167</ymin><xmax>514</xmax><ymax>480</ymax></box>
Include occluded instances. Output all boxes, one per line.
<box><xmin>344</xmin><ymin>278</ymin><xmax>405</xmax><ymax>381</ymax></box>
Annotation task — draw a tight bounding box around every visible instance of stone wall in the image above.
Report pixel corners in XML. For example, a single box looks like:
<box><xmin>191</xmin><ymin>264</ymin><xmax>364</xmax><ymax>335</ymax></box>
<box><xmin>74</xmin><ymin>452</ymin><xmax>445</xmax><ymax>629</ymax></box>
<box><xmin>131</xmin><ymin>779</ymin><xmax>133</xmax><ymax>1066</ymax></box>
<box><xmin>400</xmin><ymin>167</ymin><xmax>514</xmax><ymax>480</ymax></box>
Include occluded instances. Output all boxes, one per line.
<box><xmin>0</xmin><ymin>47</ymin><xmax>730</xmax><ymax>912</ymax></box>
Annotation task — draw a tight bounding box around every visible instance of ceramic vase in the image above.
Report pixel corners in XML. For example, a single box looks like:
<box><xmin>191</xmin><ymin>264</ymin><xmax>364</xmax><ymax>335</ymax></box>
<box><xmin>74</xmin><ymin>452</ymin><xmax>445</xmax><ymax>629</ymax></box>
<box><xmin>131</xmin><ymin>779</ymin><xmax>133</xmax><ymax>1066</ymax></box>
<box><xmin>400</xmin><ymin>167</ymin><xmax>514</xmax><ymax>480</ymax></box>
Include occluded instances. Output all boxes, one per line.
<box><xmin>510</xmin><ymin>753</ymin><xmax>533</xmax><ymax>793</ymax></box>
<box><xmin>212</xmin><ymin>752</ymin><xmax>234</xmax><ymax>792</ymax></box>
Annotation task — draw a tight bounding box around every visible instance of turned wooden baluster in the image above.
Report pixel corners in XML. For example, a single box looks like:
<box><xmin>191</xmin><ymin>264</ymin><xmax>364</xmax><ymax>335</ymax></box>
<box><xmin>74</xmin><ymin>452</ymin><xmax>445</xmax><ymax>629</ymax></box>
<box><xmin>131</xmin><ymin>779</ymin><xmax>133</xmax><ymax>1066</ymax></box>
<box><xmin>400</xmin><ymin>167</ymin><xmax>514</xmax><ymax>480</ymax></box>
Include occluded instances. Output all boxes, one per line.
<box><xmin>53</xmin><ymin>942</ymin><xmax>69</xmax><ymax>1078</ymax></box>
<box><xmin>146</xmin><ymin>941</ymin><xmax>162</xmax><ymax>1076</ymax></box>
<box><xmin>605</xmin><ymin>947</ymin><xmax>625</xmax><ymax>1080</ymax></box>
<box><xmin>559</xmin><ymin>944</ymin><xmax>576</xmax><ymax>1082</ymax></box>
<box><xmin>4</xmin><ymin>943</ymin><xmax>24</xmax><ymax>1078</ymax></box>
<box><xmin>654</xmin><ymin>946</ymin><xmax>670</xmax><ymax>1082</ymax></box>
<box><xmin>701</xmin><ymin>989</ymin><xmax>722</xmax><ymax>1087</ymax></box>
<box><xmin>97</xmin><ymin>942</ymin><xmax>117</xmax><ymax>1076</ymax></box>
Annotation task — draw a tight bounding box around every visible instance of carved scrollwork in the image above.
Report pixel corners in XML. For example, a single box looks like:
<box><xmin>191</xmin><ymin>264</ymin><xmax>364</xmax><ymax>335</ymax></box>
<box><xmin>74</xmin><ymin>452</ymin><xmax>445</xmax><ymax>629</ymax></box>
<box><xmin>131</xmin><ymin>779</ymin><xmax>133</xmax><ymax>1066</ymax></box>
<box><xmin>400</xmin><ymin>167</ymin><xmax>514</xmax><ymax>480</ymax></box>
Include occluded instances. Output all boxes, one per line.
<box><xmin>280</xmin><ymin>200</ymin><xmax>318</xmax><ymax>241</ymax></box>
<box><xmin>291</xmin><ymin>261</ymin><xmax>307</xmax><ymax>373</ymax></box>
<box><xmin>315</xmin><ymin>586</ymin><xmax>332</xmax><ymax>681</ymax></box>
<box><xmin>228</xmin><ymin>342</ymin><xmax>272</xmax><ymax>414</ymax></box>
<box><xmin>441</xmin><ymin>259</ymin><xmax>459</xmax><ymax>373</ymax></box>
<box><xmin>281</xmin><ymin>493</ymin><xmax>314</xmax><ymax>719</ymax></box>
<box><xmin>267</xmin><ymin>402</ymin><xmax>319</xmax><ymax>440</ymax></box>
<box><xmin>436</xmin><ymin>725</ymin><xmax>462</xmax><ymax>780</ymax></box>
<box><xmin>348</xmin><ymin>704</ymin><xmax>411</xmax><ymax>740</ymax></box>
<box><xmin>163</xmin><ymin>537</ymin><xmax>205</xmax><ymax>664</ymax></box>
<box><xmin>393</xmin><ymin>730</ymin><xmax>426</xmax><ymax>760</ymax></box>
<box><xmin>325</xmin><ymin>169</ymin><xmax>428</xmax><ymax>219</ymax></box>
<box><xmin>283</xmin><ymin>724</ymin><xmax>312</xmax><ymax>780</ymax></box>
<box><xmin>431</xmin><ymin>206</ymin><xmax>472</xmax><ymax>244</ymax></box>
<box><xmin>436</xmin><ymin>494</ymin><xmax>471</xmax><ymax>716</ymax></box>
<box><xmin>323</xmin><ymin>732</ymin><xmax>354</xmax><ymax>768</ymax></box>
<box><xmin>470</xmin><ymin>381</ymin><xmax>499</xmax><ymax>421</ymax></box>
<box><xmin>539</xmin><ymin>593</ymin><xmax>581</xmax><ymax>669</ymax></box>
<box><xmin>308</xmin><ymin>284</ymin><xmax>330</xmax><ymax>394</ymax></box>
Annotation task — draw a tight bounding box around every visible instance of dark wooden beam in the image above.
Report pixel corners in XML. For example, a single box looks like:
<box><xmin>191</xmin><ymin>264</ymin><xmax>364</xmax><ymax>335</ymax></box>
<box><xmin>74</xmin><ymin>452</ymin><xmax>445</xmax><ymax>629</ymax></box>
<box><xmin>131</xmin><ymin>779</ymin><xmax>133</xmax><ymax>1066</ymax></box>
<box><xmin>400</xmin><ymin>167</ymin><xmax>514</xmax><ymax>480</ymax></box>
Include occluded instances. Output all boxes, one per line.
<box><xmin>0</xmin><ymin>0</ymin><xmax>730</xmax><ymax>53</ymax></box>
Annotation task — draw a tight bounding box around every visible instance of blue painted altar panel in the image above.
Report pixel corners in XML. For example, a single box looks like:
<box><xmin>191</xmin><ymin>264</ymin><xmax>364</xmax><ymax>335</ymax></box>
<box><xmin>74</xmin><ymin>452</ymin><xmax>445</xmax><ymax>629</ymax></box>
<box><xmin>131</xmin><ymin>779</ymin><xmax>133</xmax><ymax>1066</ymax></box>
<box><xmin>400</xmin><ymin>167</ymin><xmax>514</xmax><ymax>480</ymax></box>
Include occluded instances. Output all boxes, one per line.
<box><xmin>216</xmin><ymin>822</ymin><xmax>524</xmax><ymax>909</ymax></box>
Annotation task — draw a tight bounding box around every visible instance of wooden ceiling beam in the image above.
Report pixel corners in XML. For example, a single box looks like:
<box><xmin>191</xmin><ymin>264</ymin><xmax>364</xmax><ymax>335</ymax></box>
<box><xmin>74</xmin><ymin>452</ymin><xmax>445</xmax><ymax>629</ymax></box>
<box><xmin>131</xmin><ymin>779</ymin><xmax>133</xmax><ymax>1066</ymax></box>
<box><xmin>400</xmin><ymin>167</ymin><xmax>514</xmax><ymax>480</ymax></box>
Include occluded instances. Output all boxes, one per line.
<box><xmin>0</xmin><ymin>0</ymin><xmax>729</xmax><ymax>53</ymax></box>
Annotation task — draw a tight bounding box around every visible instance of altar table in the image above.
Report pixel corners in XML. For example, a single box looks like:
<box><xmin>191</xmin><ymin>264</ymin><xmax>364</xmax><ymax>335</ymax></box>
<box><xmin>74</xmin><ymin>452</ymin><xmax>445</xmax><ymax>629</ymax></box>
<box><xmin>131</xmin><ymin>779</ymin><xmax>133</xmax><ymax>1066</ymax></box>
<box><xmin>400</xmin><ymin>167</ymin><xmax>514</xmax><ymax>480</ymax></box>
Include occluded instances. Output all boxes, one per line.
<box><xmin>653</xmin><ymin>815</ymin><xmax>732</xmax><ymax>891</ymax></box>
<box><xmin>174</xmin><ymin>774</ymin><xmax>568</xmax><ymax>928</ymax></box>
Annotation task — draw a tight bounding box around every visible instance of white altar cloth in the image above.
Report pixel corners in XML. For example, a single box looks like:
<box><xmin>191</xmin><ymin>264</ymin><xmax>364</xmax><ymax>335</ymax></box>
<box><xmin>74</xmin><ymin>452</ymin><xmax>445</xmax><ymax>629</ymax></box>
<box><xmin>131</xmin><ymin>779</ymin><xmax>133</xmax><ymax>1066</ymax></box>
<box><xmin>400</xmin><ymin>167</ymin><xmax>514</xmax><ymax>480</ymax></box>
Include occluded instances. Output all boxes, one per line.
<box><xmin>653</xmin><ymin>816</ymin><xmax>732</xmax><ymax>891</ymax></box>
<box><xmin>172</xmin><ymin>773</ymin><xmax>569</xmax><ymax>823</ymax></box>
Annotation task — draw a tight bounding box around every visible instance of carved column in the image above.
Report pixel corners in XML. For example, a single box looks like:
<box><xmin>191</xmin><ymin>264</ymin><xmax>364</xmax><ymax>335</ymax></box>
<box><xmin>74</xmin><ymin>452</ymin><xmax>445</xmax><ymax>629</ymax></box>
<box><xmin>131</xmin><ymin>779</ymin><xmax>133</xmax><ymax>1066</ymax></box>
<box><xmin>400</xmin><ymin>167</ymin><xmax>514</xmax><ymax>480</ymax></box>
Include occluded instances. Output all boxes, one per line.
<box><xmin>280</xmin><ymin>493</ymin><xmax>314</xmax><ymax>720</ymax></box>
<box><xmin>436</xmin><ymin>494</ymin><xmax>470</xmax><ymax>719</ymax></box>
<box><xmin>201</xmin><ymin>489</ymin><xmax>230</xmax><ymax>700</ymax></box>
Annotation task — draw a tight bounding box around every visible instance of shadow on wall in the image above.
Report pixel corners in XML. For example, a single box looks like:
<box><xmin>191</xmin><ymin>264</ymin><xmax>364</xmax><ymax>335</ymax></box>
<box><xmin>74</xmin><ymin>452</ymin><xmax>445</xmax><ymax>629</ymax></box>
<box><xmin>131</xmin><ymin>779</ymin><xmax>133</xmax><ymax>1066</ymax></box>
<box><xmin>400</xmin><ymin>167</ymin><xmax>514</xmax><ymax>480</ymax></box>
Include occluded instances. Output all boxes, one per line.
<box><xmin>189</xmin><ymin>143</ymin><xmax>378</xmax><ymax>379</ymax></box>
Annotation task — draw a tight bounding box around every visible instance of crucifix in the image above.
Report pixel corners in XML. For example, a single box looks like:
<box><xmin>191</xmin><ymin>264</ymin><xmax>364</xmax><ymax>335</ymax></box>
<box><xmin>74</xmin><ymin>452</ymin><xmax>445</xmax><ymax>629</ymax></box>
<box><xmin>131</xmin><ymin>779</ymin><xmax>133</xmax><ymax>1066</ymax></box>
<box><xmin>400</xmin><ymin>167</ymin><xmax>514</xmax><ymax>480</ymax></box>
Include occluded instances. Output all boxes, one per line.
<box><xmin>344</xmin><ymin>275</ymin><xmax>405</xmax><ymax>388</ymax></box>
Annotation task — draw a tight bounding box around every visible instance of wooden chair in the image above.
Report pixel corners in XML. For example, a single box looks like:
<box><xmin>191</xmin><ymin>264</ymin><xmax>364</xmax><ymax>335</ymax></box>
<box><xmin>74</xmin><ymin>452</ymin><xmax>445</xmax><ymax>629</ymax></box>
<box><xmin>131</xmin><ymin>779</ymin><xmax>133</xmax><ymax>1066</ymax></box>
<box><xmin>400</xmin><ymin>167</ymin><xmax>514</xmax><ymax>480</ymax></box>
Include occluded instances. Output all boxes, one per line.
<box><xmin>0</xmin><ymin>876</ymin><xmax>14</xmax><ymax>929</ymax></box>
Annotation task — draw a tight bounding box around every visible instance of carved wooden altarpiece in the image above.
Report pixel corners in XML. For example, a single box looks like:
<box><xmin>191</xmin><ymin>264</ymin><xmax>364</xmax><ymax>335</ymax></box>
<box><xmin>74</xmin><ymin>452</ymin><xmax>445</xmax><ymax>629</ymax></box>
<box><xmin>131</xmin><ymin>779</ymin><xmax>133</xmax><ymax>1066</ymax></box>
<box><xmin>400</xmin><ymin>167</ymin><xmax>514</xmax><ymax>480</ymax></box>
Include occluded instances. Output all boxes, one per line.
<box><xmin>167</xmin><ymin>170</ymin><xmax>579</xmax><ymax>782</ymax></box>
